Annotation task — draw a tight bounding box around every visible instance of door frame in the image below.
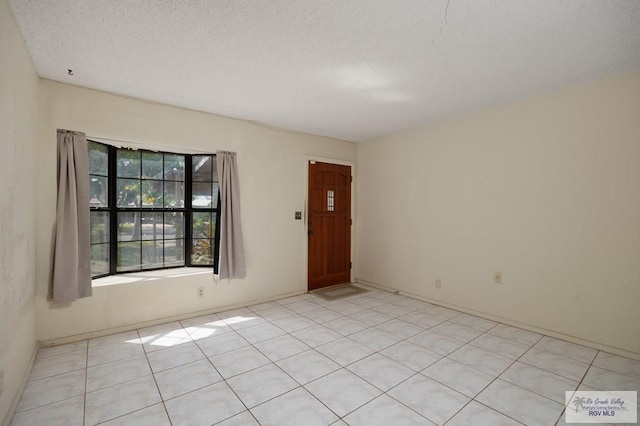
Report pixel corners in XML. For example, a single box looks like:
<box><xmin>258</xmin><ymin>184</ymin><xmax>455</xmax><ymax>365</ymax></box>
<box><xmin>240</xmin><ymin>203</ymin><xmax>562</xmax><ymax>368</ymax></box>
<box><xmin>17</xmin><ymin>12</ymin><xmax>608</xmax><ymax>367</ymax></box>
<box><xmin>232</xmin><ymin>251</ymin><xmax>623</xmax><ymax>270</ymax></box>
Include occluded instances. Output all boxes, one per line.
<box><xmin>304</xmin><ymin>156</ymin><xmax>356</xmax><ymax>291</ymax></box>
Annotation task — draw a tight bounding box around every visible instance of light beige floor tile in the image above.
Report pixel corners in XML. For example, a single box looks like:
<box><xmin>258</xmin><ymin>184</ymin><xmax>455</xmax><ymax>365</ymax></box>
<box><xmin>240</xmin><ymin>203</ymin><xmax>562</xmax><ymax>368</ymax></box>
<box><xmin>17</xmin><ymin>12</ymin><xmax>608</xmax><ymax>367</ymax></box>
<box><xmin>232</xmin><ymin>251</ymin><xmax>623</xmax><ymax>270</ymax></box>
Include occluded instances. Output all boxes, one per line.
<box><xmin>533</xmin><ymin>337</ymin><xmax>598</xmax><ymax>364</ymax></box>
<box><xmin>423</xmin><ymin>357</ymin><xmax>495</xmax><ymax>397</ymax></box>
<box><xmin>16</xmin><ymin>370</ymin><xmax>86</xmax><ymax>413</ymax></box>
<box><xmin>305</xmin><ymin>369</ymin><xmax>381</xmax><ymax>417</ymax></box>
<box><xmin>292</xmin><ymin>324</ymin><xmax>342</xmax><ymax>347</ymax></box>
<box><xmin>593</xmin><ymin>351</ymin><xmax>640</xmax><ymax>380</ymax></box>
<box><xmin>423</xmin><ymin>305</ymin><xmax>461</xmax><ymax>320</ymax></box>
<box><xmin>323</xmin><ymin>317</ymin><xmax>369</xmax><ymax>336</ymax></box>
<box><xmin>324</xmin><ymin>301</ymin><xmax>367</xmax><ymax>315</ymax></box>
<box><xmin>87</xmin><ymin>340</ymin><xmax>145</xmax><ymax>367</ymax></box>
<box><xmin>88</xmin><ymin>330</ymin><xmax>141</xmax><ymax>348</ymax></box>
<box><xmin>276</xmin><ymin>349</ymin><xmax>341</xmax><ymax>384</ymax></box>
<box><xmin>209</xmin><ymin>345</ymin><xmax>271</xmax><ymax>378</ymax></box>
<box><xmin>138</xmin><ymin>322</ymin><xmax>193</xmax><ymax>352</ymax></box>
<box><xmin>344</xmin><ymin>394</ymin><xmax>434</xmax><ymax>426</ymax></box>
<box><xmin>250</xmin><ymin>387</ymin><xmax>338</xmax><ymax>426</ymax></box>
<box><xmin>430</xmin><ymin>322</ymin><xmax>483</xmax><ymax>343</ymax></box>
<box><xmin>347</xmin><ymin>353</ymin><xmax>415</xmax><ymax>391</ymax></box>
<box><xmin>154</xmin><ymin>359</ymin><xmax>222</xmax><ymax>400</ymax></box>
<box><xmin>179</xmin><ymin>313</ymin><xmax>221</xmax><ymax>329</ymax></box>
<box><xmin>271</xmin><ymin>314</ymin><xmax>318</xmax><ymax>333</ymax></box>
<box><xmin>86</xmin><ymin>353</ymin><xmax>151</xmax><ymax>392</ymax></box>
<box><xmin>236</xmin><ymin>322</ymin><xmax>286</xmax><ymax>344</ymax></box>
<box><xmin>448</xmin><ymin>345</ymin><xmax>513</xmax><ymax>376</ymax></box>
<box><xmin>315</xmin><ymin>337</ymin><xmax>374</xmax><ymax>366</ymax></box>
<box><xmin>255</xmin><ymin>306</ymin><xmax>296</xmax><ymax>321</ymax></box>
<box><xmin>146</xmin><ymin>341</ymin><xmax>204</xmax><ymax>372</ymax></box>
<box><xmin>195</xmin><ymin>330</ymin><xmax>249</xmax><ymax>357</ymax></box>
<box><xmin>349</xmin><ymin>309</ymin><xmax>393</xmax><ymax>326</ymax></box>
<box><xmin>399</xmin><ymin>311</ymin><xmax>445</xmax><ymax>329</ymax></box>
<box><xmin>164</xmin><ymin>381</ymin><xmax>245</xmax><ymax>426</ymax></box>
<box><xmin>99</xmin><ymin>403</ymin><xmax>171</xmax><ymax>426</ymax></box>
<box><xmin>302</xmin><ymin>307</ymin><xmax>344</xmax><ymax>323</ymax></box>
<box><xmin>85</xmin><ymin>375</ymin><xmax>161</xmax><ymax>425</ymax></box>
<box><xmin>254</xmin><ymin>334</ymin><xmax>310</xmax><ymax>361</ymax></box>
<box><xmin>488</xmin><ymin>324</ymin><xmax>542</xmax><ymax>346</ymax></box>
<box><xmin>349</xmin><ymin>327</ymin><xmax>401</xmax><ymax>351</ymax></box>
<box><xmin>29</xmin><ymin>350</ymin><xmax>87</xmax><ymax>380</ymax></box>
<box><xmin>375</xmin><ymin>318</ymin><xmax>424</xmax><ymax>339</ymax></box>
<box><xmin>216</xmin><ymin>410</ymin><xmax>260</xmax><ymax>426</ymax></box>
<box><xmin>36</xmin><ymin>341</ymin><xmax>87</xmax><ymax>359</ymax></box>
<box><xmin>499</xmin><ymin>361</ymin><xmax>579</xmax><ymax>404</ymax></box>
<box><xmin>380</xmin><ymin>341</ymin><xmax>442</xmax><ymax>371</ymax></box>
<box><xmin>477</xmin><ymin>379</ymin><xmax>564</xmax><ymax>426</ymax></box>
<box><xmin>226</xmin><ymin>364</ymin><xmax>298</xmax><ymax>408</ymax></box>
<box><xmin>470</xmin><ymin>333</ymin><xmax>530</xmax><ymax>360</ymax></box>
<box><xmin>582</xmin><ymin>365</ymin><xmax>640</xmax><ymax>392</ymax></box>
<box><xmin>449</xmin><ymin>313</ymin><xmax>498</xmax><ymax>331</ymax></box>
<box><xmin>408</xmin><ymin>330</ymin><xmax>465</xmax><ymax>355</ymax></box>
<box><xmin>10</xmin><ymin>395</ymin><xmax>84</xmax><ymax>426</ymax></box>
<box><xmin>181</xmin><ymin>316</ymin><xmax>233</xmax><ymax>340</ymax></box>
<box><xmin>388</xmin><ymin>374</ymin><xmax>470</xmax><ymax>424</ymax></box>
<box><xmin>520</xmin><ymin>348</ymin><xmax>590</xmax><ymax>381</ymax></box>
<box><xmin>371</xmin><ymin>303</ymin><xmax>415</xmax><ymax>317</ymax></box>
<box><xmin>447</xmin><ymin>401</ymin><xmax>521</xmax><ymax>426</ymax></box>
<box><xmin>218</xmin><ymin>311</ymin><xmax>267</xmax><ymax>331</ymax></box>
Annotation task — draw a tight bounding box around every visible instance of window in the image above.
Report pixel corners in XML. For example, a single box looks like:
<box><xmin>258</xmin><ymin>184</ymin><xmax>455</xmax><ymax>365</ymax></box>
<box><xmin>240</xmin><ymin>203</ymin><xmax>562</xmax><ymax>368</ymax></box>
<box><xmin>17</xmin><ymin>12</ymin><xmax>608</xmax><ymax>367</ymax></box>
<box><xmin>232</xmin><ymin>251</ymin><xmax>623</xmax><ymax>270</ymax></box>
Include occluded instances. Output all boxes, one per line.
<box><xmin>88</xmin><ymin>141</ymin><xmax>219</xmax><ymax>278</ymax></box>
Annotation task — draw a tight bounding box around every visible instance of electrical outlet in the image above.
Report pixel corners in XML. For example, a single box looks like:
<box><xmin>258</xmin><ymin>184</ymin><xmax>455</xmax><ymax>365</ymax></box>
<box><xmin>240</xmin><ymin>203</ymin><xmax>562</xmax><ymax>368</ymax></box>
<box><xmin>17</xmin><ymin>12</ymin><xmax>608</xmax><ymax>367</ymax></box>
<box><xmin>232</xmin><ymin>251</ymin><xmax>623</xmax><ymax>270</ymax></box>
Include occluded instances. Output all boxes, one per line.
<box><xmin>494</xmin><ymin>272</ymin><xmax>503</xmax><ymax>284</ymax></box>
<box><xmin>0</xmin><ymin>370</ymin><xmax>4</xmax><ymax>397</ymax></box>
<box><xmin>435</xmin><ymin>279</ymin><xmax>441</xmax><ymax>289</ymax></box>
<box><xmin>197</xmin><ymin>287</ymin><xmax>204</xmax><ymax>298</ymax></box>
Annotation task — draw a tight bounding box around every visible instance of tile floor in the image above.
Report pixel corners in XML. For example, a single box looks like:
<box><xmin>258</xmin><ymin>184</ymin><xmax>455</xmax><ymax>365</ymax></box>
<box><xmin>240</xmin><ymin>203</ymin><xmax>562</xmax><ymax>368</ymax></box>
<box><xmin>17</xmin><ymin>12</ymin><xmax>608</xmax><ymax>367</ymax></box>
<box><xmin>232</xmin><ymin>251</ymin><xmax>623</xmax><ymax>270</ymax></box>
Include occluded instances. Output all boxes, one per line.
<box><xmin>10</xmin><ymin>285</ymin><xmax>640</xmax><ymax>426</ymax></box>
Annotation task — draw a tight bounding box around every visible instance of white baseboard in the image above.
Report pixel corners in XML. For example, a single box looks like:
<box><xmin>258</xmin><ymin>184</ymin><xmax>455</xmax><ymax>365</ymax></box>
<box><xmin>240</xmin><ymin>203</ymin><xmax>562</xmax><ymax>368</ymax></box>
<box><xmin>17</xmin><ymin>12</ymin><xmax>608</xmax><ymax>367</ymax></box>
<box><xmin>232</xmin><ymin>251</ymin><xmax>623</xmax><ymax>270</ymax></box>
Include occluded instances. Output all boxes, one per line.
<box><xmin>40</xmin><ymin>289</ymin><xmax>306</xmax><ymax>347</ymax></box>
<box><xmin>357</xmin><ymin>278</ymin><xmax>640</xmax><ymax>362</ymax></box>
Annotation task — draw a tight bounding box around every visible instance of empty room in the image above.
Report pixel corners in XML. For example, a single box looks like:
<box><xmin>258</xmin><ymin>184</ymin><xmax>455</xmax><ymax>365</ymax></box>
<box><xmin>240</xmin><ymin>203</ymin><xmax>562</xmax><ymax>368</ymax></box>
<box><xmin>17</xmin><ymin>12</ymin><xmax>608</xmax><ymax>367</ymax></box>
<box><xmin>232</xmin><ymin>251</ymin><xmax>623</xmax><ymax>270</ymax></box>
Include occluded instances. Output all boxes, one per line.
<box><xmin>1</xmin><ymin>0</ymin><xmax>639</xmax><ymax>425</ymax></box>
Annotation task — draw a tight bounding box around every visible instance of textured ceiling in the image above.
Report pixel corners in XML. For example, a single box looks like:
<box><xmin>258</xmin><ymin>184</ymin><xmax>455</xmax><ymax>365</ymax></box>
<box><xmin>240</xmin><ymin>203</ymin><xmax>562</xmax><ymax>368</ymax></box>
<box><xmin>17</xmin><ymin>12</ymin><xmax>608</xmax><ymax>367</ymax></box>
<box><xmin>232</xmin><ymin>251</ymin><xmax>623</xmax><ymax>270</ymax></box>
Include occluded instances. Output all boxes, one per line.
<box><xmin>9</xmin><ymin>0</ymin><xmax>640</xmax><ymax>142</ymax></box>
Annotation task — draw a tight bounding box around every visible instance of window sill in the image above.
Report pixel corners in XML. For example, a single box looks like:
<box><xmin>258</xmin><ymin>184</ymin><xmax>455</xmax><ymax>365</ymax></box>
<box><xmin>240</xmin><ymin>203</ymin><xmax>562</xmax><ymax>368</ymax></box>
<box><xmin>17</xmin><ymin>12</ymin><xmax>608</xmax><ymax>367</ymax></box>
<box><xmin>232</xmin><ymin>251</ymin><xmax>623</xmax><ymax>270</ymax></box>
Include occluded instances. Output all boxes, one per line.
<box><xmin>92</xmin><ymin>267</ymin><xmax>212</xmax><ymax>288</ymax></box>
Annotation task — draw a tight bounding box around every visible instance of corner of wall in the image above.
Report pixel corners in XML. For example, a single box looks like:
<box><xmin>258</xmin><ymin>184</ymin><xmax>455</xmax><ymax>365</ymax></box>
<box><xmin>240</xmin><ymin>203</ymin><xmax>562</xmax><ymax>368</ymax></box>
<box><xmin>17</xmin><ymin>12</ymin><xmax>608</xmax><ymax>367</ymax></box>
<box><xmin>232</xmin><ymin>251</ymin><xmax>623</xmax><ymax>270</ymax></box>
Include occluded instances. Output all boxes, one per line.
<box><xmin>0</xmin><ymin>0</ymin><xmax>40</xmax><ymax>423</ymax></box>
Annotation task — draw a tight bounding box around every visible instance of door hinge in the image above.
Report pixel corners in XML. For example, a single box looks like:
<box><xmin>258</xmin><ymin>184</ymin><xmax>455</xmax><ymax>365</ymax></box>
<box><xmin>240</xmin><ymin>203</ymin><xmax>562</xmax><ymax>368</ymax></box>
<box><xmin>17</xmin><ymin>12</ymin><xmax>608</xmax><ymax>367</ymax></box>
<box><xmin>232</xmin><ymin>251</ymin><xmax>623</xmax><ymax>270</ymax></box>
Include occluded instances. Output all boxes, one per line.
<box><xmin>350</xmin><ymin>262</ymin><xmax>352</xmax><ymax>269</ymax></box>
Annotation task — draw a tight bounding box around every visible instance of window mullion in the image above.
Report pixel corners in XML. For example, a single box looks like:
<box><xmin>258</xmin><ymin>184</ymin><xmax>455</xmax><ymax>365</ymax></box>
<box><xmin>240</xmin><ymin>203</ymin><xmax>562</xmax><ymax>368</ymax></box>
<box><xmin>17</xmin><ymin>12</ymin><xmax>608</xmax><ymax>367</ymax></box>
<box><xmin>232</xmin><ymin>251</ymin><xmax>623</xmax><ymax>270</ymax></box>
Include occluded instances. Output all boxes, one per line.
<box><xmin>185</xmin><ymin>155</ymin><xmax>193</xmax><ymax>267</ymax></box>
<box><xmin>108</xmin><ymin>145</ymin><xmax>118</xmax><ymax>275</ymax></box>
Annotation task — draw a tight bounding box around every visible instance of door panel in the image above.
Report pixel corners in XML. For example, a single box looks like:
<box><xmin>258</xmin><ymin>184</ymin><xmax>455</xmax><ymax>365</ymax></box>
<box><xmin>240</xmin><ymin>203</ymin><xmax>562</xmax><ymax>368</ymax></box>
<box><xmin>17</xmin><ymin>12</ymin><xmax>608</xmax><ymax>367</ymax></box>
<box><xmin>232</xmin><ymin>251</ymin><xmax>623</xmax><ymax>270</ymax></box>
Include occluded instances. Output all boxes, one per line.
<box><xmin>308</xmin><ymin>161</ymin><xmax>351</xmax><ymax>290</ymax></box>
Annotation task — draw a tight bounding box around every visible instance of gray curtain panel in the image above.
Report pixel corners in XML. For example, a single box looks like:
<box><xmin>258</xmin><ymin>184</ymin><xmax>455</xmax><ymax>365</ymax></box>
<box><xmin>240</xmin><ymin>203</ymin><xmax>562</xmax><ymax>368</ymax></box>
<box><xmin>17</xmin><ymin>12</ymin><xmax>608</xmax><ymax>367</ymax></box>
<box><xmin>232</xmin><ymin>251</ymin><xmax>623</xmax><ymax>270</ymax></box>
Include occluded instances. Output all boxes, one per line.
<box><xmin>52</xmin><ymin>129</ymin><xmax>92</xmax><ymax>302</ymax></box>
<box><xmin>216</xmin><ymin>151</ymin><xmax>246</xmax><ymax>279</ymax></box>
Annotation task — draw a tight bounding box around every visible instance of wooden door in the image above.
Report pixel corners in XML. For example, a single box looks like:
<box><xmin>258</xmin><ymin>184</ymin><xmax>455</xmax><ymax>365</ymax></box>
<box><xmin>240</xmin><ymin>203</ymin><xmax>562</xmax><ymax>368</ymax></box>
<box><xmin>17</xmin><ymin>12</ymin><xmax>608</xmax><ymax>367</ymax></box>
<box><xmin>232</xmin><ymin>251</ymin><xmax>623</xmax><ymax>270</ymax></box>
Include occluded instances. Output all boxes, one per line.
<box><xmin>308</xmin><ymin>161</ymin><xmax>351</xmax><ymax>290</ymax></box>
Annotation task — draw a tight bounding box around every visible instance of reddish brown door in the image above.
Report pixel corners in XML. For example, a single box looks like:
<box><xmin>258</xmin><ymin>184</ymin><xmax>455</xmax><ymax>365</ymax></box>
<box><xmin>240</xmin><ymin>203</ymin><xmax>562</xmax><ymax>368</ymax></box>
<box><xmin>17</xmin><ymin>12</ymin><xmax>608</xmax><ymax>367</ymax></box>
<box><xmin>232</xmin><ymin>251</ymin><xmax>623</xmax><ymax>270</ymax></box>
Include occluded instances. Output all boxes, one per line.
<box><xmin>308</xmin><ymin>161</ymin><xmax>351</xmax><ymax>290</ymax></box>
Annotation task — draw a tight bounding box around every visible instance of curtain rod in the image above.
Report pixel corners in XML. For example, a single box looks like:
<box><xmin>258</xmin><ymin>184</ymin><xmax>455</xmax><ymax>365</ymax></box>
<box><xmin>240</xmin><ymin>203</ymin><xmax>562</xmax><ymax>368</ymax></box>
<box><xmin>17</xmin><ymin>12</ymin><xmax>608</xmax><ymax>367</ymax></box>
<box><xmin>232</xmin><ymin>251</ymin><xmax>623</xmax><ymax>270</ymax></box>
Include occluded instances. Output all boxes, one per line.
<box><xmin>87</xmin><ymin>133</ymin><xmax>212</xmax><ymax>154</ymax></box>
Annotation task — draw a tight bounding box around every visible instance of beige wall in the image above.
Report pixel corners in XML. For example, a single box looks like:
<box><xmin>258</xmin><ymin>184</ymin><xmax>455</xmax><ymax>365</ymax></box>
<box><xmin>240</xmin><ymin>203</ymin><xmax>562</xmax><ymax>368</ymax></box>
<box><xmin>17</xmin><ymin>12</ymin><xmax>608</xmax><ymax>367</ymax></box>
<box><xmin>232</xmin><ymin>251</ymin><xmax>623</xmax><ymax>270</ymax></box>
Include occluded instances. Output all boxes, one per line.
<box><xmin>36</xmin><ymin>80</ymin><xmax>356</xmax><ymax>342</ymax></box>
<box><xmin>0</xmin><ymin>0</ymin><xmax>40</xmax><ymax>423</ymax></box>
<box><xmin>357</xmin><ymin>71</ymin><xmax>640</xmax><ymax>358</ymax></box>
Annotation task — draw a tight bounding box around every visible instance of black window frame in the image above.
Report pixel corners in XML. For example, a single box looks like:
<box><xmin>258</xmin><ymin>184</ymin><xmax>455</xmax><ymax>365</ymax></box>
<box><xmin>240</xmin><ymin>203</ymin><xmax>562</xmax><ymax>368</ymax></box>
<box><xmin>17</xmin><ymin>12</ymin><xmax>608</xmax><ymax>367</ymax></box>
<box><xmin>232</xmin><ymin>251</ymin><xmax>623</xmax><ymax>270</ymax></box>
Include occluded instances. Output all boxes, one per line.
<box><xmin>88</xmin><ymin>140</ymin><xmax>221</xmax><ymax>278</ymax></box>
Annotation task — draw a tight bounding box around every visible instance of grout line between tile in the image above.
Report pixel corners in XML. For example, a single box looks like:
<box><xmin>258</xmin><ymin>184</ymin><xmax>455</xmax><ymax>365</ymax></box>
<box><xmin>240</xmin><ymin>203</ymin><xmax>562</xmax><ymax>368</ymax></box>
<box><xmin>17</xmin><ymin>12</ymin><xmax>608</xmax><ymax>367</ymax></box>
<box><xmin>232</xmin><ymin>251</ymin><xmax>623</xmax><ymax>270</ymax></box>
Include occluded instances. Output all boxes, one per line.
<box><xmin>136</xmin><ymin>328</ymin><xmax>172</xmax><ymax>425</ymax></box>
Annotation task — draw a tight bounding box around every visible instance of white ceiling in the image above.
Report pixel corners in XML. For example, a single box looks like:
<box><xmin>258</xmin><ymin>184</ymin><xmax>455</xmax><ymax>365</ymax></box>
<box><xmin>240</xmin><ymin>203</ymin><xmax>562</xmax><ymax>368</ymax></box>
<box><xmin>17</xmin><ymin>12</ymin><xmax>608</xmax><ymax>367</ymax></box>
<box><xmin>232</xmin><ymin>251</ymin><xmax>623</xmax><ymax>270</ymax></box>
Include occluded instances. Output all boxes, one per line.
<box><xmin>9</xmin><ymin>0</ymin><xmax>640</xmax><ymax>142</ymax></box>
